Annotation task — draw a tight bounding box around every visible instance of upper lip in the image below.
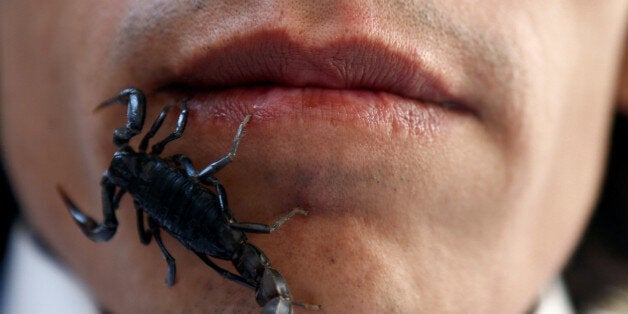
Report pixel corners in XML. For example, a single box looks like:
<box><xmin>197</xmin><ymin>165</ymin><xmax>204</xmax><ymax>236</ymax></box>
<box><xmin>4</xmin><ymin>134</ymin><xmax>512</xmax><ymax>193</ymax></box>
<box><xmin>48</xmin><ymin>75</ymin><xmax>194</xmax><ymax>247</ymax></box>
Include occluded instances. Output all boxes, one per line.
<box><xmin>152</xmin><ymin>30</ymin><xmax>461</xmax><ymax>107</ymax></box>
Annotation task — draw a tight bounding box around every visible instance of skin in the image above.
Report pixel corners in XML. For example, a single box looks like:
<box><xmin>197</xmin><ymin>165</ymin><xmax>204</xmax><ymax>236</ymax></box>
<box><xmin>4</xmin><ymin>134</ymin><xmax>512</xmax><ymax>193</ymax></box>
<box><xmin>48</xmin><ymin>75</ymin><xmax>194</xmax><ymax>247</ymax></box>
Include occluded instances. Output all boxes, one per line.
<box><xmin>1</xmin><ymin>1</ymin><xmax>627</xmax><ymax>313</ymax></box>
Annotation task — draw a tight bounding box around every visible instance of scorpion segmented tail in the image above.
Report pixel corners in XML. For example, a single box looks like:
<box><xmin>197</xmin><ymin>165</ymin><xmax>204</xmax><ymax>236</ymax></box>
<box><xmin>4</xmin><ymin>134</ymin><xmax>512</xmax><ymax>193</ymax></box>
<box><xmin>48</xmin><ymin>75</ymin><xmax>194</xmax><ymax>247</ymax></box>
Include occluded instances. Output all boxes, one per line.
<box><xmin>232</xmin><ymin>243</ymin><xmax>320</xmax><ymax>314</ymax></box>
<box><xmin>256</xmin><ymin>267</ymin><xmax>322</xmax><ymax>314</ymax></box>
<box><xmin>255</xmin><ymin>267</ymin><xmax>293</xmax><ymax>314</ymax></box>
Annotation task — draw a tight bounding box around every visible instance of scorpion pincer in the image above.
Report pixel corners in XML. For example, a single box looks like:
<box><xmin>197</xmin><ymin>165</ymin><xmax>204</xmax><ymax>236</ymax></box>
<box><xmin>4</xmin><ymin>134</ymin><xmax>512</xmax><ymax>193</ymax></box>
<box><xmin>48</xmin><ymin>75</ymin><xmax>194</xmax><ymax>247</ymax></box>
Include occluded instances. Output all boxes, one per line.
<box><xmin>57</xmin><ymin>88</ymin><xmax>320</xmax><ymax>313</ymax></box>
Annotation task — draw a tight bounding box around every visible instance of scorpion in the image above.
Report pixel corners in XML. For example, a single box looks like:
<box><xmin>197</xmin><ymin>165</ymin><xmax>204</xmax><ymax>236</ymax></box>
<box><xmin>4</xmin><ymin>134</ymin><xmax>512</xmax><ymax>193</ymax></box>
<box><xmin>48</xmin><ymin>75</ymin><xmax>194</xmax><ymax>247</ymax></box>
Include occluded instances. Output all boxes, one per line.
<box><xmin>57</xmin><ymin>88</ymin><xmax>320</xmax><ymax>313</ymax></box>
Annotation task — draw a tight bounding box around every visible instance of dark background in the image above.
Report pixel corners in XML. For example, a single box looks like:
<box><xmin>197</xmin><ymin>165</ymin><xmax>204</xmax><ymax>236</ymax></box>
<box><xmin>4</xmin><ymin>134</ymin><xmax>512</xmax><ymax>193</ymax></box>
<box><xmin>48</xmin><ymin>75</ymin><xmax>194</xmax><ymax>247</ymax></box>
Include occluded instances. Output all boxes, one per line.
<box><xmin>0</xmin><ymin>153</ymin><xmax>18</xmax><ymax>304</ymax></box>
<box><xmin>564</xmin><ymin>113</ymin><xmax>628</xmax><ymax>309</ymax></box>
<box><xmin>0</xmin><ymin>157</ymin><xmax>17</xmax><ymax>266</ymax></box>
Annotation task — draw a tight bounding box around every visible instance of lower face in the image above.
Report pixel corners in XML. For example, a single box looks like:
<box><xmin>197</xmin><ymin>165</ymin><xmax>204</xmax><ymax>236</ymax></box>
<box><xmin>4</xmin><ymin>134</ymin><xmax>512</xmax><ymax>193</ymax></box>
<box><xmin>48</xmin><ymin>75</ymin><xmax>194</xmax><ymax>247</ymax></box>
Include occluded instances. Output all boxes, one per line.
<box><xmin>1</xmin><ymin>1</ymin><xmax>626</xmax><ymax>313</ymax></box>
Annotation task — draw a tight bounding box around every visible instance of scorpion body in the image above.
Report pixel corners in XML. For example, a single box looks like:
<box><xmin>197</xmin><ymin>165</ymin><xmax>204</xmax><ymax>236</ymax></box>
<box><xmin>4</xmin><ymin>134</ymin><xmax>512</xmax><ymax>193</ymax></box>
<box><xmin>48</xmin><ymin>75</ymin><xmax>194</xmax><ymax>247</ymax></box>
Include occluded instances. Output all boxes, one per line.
<box><xmin>113</xmin><ymin>151</ymin><xmax>246</xmax><ymax>258</ymax></box>
<box><xmin>58</xmin><ymin>88</ymin><xmax>318</xmax><ymax>313</ymax></box>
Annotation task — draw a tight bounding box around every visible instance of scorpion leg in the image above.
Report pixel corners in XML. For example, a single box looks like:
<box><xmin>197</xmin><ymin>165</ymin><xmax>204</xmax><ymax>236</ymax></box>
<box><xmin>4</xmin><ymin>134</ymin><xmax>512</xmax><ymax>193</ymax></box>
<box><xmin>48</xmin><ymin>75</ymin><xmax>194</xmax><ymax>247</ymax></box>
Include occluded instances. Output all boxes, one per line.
<box><xmin>204</xmin><ymin>175</ymin><xmax>307</xmax><ymax>234</ymax></box>
<box><xmin>148</xmin><ymin>217</ymin><xmax>176</xmax><ymax>286</ymax></box>
<box><xmin>150</xmin><ymin>101</ymin><xmax>188</xmax><ymax>155</ymax></box>
<box><xmin>201</xmin><ymin>176</ymin><xmax>238</xmax><ymax>222</ymax></box>
<box><xmin>194</xmin><ymin>252</ymin><xmax>255</xmax><ymax>290</ymax></box>
<box><xmin>197</xmin><ymin>114</ymin><xmax>251</xmax><ymax>179</ymax></box>
<box><xmin>95</xmin><ymin>88</ymin><xmax>147</xmax><ymax>148</ymax></box>
<box><xmin>58</xmin><ymin>175</ymin><xmax>121</xmax><ymax>242</ymax></box>
<box><xmin>229</xmin><ymin>208</ymin><xmax>309</xmax><ymax>234</ymax></box>
<box><xmin>138</xmin><ymin>102</ymin><xmax>174</xmax><ymax>152</ymax></box>
<box><xmin>170</xmin><ymin>154</ymin><xmax>198</xmax><ymax>177</ymax></box>
<box><xmin>134</xmin><ymin>202</ymin><xmax>152</xmax><ymax>245</ymax></box>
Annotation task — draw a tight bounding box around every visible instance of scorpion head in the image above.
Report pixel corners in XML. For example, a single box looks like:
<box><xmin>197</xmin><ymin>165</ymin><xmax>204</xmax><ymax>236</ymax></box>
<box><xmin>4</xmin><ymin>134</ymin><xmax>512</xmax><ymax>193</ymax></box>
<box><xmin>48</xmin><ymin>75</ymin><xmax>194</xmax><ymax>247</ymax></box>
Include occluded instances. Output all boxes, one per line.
<box><xmin>107</xmin><ymin>147</ymin><xmax>140</xmax><ymax>188</ymax></box>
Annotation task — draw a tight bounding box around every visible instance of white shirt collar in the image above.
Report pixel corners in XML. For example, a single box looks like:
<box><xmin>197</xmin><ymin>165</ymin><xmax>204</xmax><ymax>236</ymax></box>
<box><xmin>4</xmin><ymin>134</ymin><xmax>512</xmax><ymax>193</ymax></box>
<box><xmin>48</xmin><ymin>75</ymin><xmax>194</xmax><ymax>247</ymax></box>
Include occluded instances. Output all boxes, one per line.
<box><xmin>534</xmin><ymin>278</ymin><xmax>575</xmax><ymax>314</ymax></box>
<box><xmin>1</xmin><ymin>224</ymin><xmax>98</xmax><ymax>314</ymax></box>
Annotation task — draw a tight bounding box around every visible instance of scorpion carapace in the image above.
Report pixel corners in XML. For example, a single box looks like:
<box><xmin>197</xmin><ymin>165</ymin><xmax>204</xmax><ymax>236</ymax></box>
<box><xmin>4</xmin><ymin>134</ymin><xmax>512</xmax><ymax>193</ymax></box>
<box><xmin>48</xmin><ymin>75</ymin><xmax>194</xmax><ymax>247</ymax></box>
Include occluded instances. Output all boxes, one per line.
<box><xmin>57</xmin><ymin>88</ymin><xmax>320</xmax><ymax>313</ymax></box>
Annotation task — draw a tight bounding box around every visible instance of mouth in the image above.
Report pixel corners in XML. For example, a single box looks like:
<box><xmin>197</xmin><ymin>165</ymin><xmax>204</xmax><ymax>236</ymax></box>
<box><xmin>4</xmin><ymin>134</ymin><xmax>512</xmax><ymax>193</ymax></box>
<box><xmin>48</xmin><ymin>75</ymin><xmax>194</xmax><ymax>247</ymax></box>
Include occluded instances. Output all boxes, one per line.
<box><xmin>131</xmin><ymin>30</ymin><xmax>475</xmax><ymax>136</ymax></box>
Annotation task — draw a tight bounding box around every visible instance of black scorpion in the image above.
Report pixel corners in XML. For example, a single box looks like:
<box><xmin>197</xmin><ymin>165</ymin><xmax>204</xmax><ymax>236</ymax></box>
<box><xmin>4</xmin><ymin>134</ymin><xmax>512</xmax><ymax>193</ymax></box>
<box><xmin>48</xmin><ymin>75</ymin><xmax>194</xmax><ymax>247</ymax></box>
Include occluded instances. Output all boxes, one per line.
<box><xmin>57</xmin><ymin>88</ymin><xmax>319</xmax><ymax>313</ymax></box>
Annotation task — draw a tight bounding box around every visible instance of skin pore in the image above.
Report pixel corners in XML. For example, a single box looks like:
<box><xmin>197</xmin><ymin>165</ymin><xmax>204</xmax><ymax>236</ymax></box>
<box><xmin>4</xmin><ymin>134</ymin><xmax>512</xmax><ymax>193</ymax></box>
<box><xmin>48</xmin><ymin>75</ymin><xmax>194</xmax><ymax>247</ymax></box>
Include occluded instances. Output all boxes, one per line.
<box><xmin>1</xmin><ymin>1</ymin><xmax>627</xmax><ymax>313</ymax></box>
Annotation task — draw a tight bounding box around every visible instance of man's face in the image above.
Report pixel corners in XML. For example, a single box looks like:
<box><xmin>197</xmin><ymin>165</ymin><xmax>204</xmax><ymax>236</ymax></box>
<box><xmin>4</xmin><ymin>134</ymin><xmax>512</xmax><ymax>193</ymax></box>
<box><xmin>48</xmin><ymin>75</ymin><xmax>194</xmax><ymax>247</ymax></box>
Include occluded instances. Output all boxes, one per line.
<box><xmin>2</xmin><ymin>1</ymin><xmax>626</xmax><ymax>312</ymax></box>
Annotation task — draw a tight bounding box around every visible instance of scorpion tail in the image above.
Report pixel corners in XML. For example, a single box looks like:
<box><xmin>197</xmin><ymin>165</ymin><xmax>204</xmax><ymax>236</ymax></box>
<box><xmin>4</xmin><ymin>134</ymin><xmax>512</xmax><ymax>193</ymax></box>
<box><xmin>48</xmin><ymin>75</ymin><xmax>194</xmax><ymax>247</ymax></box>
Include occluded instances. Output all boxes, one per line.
<box><xmin>57</xmin><ymin>186</ymin><xmax>118</xmax><ymax>242</ymax></box>
<box><xmin>262</xmin><ymin>299</ymin><xmax>321</xmax><ymax>314</ymax></box>
<box><xmin>261</xmin><ymin>297</ymin><xmax>292</xmax><ymax>314</ymax></box>
<box><xmin>256</xmin><ymin>267</ymin><xmax>321</xmax><ymax>314</ymax></box>
<box><xmin>256</xmin><ymin>267</ymin><xmax>293</xmax><ymax>314</ymax></box>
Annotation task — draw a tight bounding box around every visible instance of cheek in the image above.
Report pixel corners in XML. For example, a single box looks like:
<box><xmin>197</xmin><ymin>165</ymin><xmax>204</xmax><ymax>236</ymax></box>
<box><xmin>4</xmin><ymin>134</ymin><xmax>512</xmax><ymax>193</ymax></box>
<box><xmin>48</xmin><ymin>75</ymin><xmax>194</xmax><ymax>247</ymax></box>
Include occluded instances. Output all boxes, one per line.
<box><xmin>163</xmin><ymin>113</ymin><xmax>514</xmax><ymax>311</ymax></box>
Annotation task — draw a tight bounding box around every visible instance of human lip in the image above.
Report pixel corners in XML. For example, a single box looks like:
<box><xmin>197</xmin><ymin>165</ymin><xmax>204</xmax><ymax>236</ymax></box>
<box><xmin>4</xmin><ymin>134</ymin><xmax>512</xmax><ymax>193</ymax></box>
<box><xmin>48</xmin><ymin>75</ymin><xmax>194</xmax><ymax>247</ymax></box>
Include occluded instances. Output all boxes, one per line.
<box><xmin>153</xmin><ymin>31</ymin><xmax>473</xmax><ymax>132</ymax></box>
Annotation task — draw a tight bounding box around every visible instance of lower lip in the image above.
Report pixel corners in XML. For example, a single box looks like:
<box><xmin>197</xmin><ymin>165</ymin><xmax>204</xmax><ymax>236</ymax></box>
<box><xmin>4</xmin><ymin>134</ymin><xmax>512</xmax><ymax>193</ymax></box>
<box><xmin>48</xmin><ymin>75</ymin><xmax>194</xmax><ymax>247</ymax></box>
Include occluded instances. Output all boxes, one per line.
<box><xmin>161</xmin><ymin>86</ymin><xmax>465</xmax><ymax>137</ymax></box>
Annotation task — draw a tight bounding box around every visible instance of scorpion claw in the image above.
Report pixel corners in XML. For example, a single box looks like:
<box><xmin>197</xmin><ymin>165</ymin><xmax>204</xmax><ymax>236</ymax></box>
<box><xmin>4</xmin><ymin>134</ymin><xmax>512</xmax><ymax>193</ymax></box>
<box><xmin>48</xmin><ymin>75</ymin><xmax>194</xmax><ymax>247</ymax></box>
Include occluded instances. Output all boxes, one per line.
<box><xmin>93</xmin><ymin>95</ymin><xmax>120</xmax><ymax>113</ymax></box>
<box><xmin>59</xmin><ymin>187</ymin><xmax>97</xmax><ymax>227</ymax></box>
<box><xmin>164</xmin><ymin>266</ymin><xmax>176</xmax><ymax>286</ymax></box>
<box><xmin>57</xmin><ymin>186</ymin><xmax>118</xmax><ymax>242</ymax></box>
